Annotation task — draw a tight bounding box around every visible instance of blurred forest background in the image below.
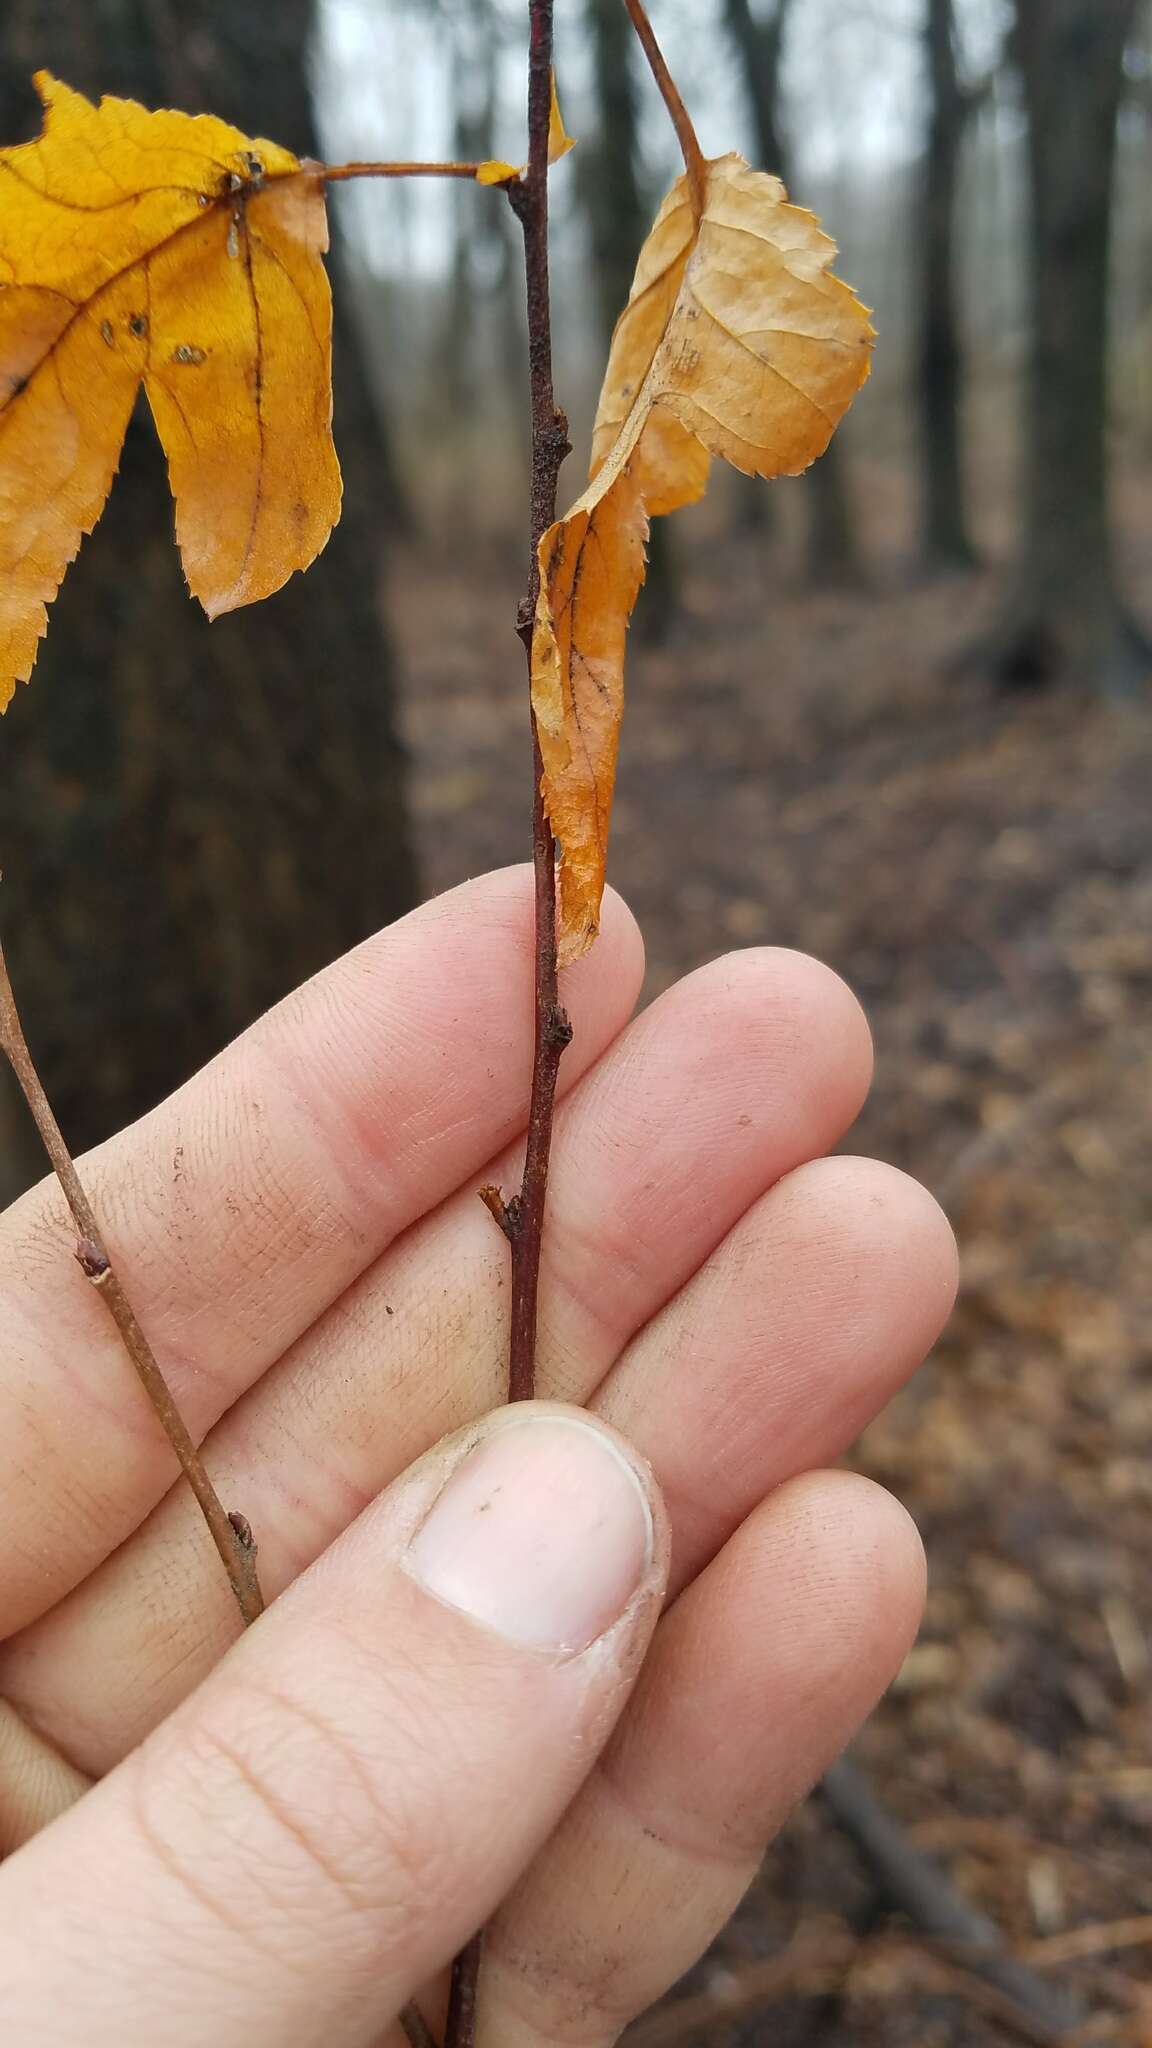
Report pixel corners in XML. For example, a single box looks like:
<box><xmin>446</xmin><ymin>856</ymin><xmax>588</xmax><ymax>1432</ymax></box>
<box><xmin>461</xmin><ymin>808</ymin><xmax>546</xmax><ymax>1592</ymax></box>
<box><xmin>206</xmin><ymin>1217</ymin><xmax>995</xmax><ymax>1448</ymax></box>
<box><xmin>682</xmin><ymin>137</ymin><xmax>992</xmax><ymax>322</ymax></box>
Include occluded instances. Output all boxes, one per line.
<box><xmin>1</xmin><ymin>0</ymin><xmax>1151</xmax><ymax>2041</ymax></box>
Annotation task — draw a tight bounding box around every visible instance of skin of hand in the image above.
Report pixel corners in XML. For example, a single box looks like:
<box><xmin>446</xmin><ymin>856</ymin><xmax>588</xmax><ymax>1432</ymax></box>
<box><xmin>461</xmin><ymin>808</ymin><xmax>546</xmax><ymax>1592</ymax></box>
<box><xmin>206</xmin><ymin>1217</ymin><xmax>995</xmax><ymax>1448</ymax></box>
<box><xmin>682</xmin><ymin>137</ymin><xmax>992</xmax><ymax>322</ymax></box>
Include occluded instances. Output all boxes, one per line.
<box><xmin>0</xmin><ymin>866</ymin><xmax>956</xmax><ymax>2048</ymax></box>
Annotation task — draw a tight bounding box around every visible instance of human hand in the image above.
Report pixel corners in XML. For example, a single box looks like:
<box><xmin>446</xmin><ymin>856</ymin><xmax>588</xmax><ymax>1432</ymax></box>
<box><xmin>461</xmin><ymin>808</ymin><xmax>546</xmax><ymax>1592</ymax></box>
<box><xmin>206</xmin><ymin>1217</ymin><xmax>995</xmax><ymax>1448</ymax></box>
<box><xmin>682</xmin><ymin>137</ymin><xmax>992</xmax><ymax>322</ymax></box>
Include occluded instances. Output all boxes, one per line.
<box><xmin>0</xmin><ymin>867</ymin><xmax>956</xmax><ymax>2046</ymax></box>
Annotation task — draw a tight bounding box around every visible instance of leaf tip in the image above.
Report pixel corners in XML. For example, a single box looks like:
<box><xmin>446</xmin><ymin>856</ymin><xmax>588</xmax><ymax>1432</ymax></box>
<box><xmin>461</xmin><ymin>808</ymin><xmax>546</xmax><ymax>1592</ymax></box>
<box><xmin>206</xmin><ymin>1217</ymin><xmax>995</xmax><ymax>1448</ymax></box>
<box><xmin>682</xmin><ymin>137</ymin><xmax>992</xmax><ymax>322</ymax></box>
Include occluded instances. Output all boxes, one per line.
<box><xmin>557</xmin><ymin>919</ymin><xmax>597</xmax><ymax>970</ymax></box>
<box><xmin>29</xmin><ymin>69</ymin><xmax>87</xmax><ymax>122</ymax></box>
<box><xmin>547</xmin><ymin>70</ymin><xmax>576</xmax><ymax>165</ymax></box>
<box><xmin>476</xmin><ymin>71</ymin><xmax>572</xmax><ymax>186</ymax></box>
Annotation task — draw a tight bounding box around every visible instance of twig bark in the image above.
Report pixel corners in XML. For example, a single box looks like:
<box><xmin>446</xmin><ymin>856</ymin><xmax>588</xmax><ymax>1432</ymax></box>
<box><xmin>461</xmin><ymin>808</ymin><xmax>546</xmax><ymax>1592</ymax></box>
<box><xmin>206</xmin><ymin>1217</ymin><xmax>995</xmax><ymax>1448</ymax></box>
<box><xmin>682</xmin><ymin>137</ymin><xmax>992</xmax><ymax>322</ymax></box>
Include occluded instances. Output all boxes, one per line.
<box><xmin>488</xmin><ymin>0</ymin><xmax>572</xmax><ymax>1408</ymax></box>
<box><xmin>0</xmin><ymin>935</ymin><xmax>263</xmax><ymax>1628</ymax></box>
<box><xmin>444</xmin><ymin>1933</ymin><xmax>485</xmax><ymax>2048</ymax></box>
<box><xmin>446</xmin><ymin>9</ymin><xmax>570</xmax><ymax>2045</ymax></box>
<box><xmin>399</xmin><ymin>2001</ymin><xmax>441</xmax><ymax>2048</ymax></box>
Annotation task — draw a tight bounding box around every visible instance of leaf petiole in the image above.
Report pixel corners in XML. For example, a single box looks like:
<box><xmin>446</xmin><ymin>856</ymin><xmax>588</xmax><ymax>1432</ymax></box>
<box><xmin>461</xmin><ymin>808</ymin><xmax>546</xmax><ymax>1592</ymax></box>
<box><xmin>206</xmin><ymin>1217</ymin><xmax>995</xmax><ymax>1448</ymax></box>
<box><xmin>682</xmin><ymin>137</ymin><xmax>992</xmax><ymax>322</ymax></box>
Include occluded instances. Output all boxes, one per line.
<box><xmin>321</xmin><ymin>159</ymin><xmax>505</xmax><ymax>184</ymax></box>
<box><xmin>621</xmin><ymin>0</ymin><xmax>708</xmax><ymax>217</ymax></box>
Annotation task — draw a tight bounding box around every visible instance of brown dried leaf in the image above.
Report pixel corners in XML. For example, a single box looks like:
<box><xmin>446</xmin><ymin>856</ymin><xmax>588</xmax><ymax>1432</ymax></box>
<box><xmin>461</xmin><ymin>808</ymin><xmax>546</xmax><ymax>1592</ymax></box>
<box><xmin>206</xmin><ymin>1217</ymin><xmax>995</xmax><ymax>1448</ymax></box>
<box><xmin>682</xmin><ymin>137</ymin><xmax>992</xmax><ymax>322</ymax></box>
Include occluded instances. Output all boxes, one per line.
<box><xmin>533</xmin><ymin>152</ymin><xmax>874</xmax><ymax>961</ymax></box>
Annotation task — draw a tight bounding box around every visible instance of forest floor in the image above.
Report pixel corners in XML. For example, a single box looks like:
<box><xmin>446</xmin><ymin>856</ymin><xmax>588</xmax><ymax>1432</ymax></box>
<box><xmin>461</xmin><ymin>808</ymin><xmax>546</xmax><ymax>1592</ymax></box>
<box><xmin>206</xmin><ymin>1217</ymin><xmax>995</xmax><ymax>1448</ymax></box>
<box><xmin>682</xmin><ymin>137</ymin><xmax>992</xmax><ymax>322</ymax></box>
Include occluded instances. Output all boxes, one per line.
<box><xmin>392</xmin><ymin>475</ymin><xmax>1152</xmax><ymax>2048</ymax></box>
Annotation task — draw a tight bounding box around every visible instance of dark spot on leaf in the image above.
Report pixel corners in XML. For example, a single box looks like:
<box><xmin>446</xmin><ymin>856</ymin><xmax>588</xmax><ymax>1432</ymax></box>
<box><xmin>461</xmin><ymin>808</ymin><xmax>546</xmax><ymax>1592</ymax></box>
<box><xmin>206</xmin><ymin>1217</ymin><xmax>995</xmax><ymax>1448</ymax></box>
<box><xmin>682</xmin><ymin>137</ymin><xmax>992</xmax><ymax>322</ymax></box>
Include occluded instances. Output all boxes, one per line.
<box><xmin>7</xmin><ymin>373</ymin><xmax>28</xmax><ymax>396</ymax></box>
<box><xmin>172</xmin><ymin>343</ymin><xmax>206</xmax><ymax>366</ymax></box>
<box><xmin>100</xmin><ymin>318</ymin><xmax>114</xmax><ymax>346</ymax></box>
<box><xmin>128</xmin><ymin>313</ymin><xmax>148</xmax><ymax>338</ymax></box>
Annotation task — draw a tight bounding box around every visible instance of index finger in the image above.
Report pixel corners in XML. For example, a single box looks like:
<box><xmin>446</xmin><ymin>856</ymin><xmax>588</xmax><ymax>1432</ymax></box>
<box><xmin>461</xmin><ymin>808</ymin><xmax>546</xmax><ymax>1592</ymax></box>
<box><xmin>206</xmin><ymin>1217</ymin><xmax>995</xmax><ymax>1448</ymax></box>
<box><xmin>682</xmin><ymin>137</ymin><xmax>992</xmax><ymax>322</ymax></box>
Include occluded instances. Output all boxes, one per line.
<box><xmin>0</xmin><ymin>867</ymin><xmax>643</xmax><ymax>1637</ymax></box>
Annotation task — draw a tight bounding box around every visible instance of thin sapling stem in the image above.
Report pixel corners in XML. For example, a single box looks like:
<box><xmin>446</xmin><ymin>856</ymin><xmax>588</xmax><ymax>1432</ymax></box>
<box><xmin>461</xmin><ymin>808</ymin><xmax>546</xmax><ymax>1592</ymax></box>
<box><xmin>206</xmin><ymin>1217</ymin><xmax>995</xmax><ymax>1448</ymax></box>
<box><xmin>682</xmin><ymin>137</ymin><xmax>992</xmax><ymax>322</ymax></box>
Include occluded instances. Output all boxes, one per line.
<box><xmin>448</xmin><ymin>15</ymin><xmax>570</xmax><ymax>2043</ymax></box>
<box><xmin>0</xmin><ymin>936</ymin><xmax>263</xmax><ymax>1628</ymax></box>
<box><xmin>499</xmin><ymin>0</ymin><xmax>572</xmax><ymax>1407</ymax></box>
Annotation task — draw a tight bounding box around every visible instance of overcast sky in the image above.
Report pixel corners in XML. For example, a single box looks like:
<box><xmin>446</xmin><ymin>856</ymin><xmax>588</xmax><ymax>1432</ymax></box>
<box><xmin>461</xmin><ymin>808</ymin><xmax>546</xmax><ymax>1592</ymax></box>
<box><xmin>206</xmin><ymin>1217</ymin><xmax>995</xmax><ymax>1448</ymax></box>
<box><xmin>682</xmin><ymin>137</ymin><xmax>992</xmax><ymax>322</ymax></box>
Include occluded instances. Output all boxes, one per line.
<box><xmin>315</xmin><ymin>0</ymin><xmax>1012</xmax><ymax>278</ymax></box>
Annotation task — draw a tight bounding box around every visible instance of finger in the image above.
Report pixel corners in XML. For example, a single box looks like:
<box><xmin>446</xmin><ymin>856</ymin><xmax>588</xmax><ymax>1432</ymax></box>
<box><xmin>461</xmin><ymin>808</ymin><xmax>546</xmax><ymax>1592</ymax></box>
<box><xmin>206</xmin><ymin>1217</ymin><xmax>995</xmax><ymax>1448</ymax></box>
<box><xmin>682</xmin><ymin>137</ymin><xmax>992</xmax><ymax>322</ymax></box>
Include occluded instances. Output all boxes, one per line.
<box><xmin>481</xmin><ymin>1471</ymin><xmax>925</xmax><ymax>2048</ymax></box>
<box><xmin>0</xmin><ymin>1407</ymin><xmax>667</xmax><ymax>2048</ymax></box>
<box><xmin>0</xmin><ymin>869</ymin><xmax>643</xmax><ymax>1634</ymax></box>
<box><xmin>533</xmin><ymin>947</ymin><xmax>873</xmax><ymax>1402</ymax></box>
<box><xmin>598</xmin><ymin>1153</ymin><xmax>958</xmax><ymax>1592</ymax></box>
<box><xmin>6</xmin><ymin>952</ymin><xmax>875</xmax><ymax>1764</ymax></box>
<box><xmin>0</xmin><ymin>1701</ymin><xmax>89</xmax><ymax>1856</ymax></box>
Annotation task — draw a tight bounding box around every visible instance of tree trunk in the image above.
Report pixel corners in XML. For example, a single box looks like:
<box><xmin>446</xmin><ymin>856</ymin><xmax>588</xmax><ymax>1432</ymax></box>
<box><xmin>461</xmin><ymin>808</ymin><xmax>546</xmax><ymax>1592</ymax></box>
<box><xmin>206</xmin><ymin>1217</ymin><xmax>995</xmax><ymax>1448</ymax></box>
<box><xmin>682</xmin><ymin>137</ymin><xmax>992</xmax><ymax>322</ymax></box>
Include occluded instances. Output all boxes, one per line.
<box><xmin>916</xmin><ymin>0</ymin><xmax>978</xmax><ymax>571</ymax></box>
<box><xmin>989</xmin><ymin>0</ymin><xmax>1150</xmax><ymax>693</ymax></box>
<box><xmin>441</xmin><ymin>0</ymin><xmax>524</xmax><ymax>436</ymax></box>
<box><xmin>723</xmin><ymin>0</ymin><xmax>862</xmax><ymax>585</ymax></box>
<box><xmin>583</xmin><ymin>0</ymin><xmax>650</xmax><ymax>357</ymax></box>
<box><xmin>583</xmin><ymin>0</ymin><xmax>676</xmax><ymax>638</ymax></box>
<box><xmin>0</xmin><ymin>0</ymin><xmax>417</xmax><ymax>1196</ymax></box>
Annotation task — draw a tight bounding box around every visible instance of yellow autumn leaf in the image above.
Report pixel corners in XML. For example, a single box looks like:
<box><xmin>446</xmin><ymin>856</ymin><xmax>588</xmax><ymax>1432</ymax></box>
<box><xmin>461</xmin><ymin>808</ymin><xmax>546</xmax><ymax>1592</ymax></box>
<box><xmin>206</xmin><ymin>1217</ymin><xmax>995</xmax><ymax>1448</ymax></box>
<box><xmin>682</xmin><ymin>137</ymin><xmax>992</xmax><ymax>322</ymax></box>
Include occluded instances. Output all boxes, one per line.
<box><xmin>0</xmin><ymin>73</ymin><xmax>340</xmax><ymax>705</ymax></box>
<box><xmin>533</xmin><ymin>152</ymin><xmax>875</xmax><ymax>963</ymax></box>
<box><xmin>477</xmin><ymin>69</ymin><xmax>575</xmax><ymax>185</ymax></box>
<box><xmin>547</xmin><ymin>71</ymin><xmax>577</xmax><ymax>166</ymax></box>
<box><xmin>475</xmin><ymin>161</ymin><xmax>523</xmax><ymax>187</ymax></box>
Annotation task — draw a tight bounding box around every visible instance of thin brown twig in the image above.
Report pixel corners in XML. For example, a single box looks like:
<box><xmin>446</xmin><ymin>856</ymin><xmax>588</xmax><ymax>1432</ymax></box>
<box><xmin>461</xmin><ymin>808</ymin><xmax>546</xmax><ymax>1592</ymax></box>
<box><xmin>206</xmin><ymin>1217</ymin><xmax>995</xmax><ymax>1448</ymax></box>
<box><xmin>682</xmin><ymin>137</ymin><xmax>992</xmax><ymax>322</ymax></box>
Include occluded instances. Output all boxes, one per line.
<box><xmin>399</xmin><ymin>2001</ymin><xmax>441</xmax><ymax>2048</ymax></box>
<box><xmin>444</xmin><ymin>1931</ymin><xmax>485</xmax><ymax>2048</ymax></box>
<box><xmin>1024</xmin><ymin>1917</ymin><xmax>1152</xmax><ymax>1969</ymax></box>
<box><xmin>0</xmin><ymin>936</ymin><xmax>263</xmax><ymax>1628</ymax></box>
<box><xmin>621</xmin><ymin>0</ymin><xmax>708</xmax><ymax>217</ymax></box>
<box><xmin>491</xmin><ymin>0</ymin><xmax>572</xmax><ymax>1408</ymax></box>
<box><xmin>447</xmin><ymin>9</ymin><xmax>570</xmax><ymax>2044</ymax></box>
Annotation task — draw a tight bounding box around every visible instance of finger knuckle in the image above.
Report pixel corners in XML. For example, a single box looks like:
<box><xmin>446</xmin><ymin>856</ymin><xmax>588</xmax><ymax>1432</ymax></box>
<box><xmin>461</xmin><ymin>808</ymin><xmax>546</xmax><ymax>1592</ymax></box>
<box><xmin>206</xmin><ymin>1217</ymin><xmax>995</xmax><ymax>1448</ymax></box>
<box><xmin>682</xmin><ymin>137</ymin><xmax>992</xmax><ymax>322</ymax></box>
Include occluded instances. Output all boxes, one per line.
<box><xmin>131</xmin><ymin>1671</ymin><xmax>445</xmax><ymax>1960</ymax></box>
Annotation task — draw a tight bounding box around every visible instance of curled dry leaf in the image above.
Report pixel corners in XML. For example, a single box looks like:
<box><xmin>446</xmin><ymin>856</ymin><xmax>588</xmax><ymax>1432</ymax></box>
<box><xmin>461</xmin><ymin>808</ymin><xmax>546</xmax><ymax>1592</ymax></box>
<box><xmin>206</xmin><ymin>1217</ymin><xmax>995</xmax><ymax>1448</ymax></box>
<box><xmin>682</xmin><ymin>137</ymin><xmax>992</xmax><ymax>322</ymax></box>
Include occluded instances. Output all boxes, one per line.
<box><xmin>533</xmin><ymin>152</ymin><xmax>876</xmax><ymax>963</ymax></box>
<box><xmin>0</xmin><ymin>73</ymin><xmax>341</xmax><ymax>705</ymax></box>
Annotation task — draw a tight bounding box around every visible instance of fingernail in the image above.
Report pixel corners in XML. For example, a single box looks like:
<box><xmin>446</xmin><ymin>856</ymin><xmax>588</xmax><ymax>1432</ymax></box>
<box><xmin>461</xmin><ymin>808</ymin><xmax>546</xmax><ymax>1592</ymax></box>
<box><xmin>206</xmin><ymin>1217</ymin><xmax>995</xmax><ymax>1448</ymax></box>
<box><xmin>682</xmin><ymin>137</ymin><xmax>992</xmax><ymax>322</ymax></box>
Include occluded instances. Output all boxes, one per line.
<box><xmin>405</xmin><ymin>1413</ymin><xmax>654</xmax><ymax>1655</ymax></box>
